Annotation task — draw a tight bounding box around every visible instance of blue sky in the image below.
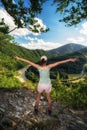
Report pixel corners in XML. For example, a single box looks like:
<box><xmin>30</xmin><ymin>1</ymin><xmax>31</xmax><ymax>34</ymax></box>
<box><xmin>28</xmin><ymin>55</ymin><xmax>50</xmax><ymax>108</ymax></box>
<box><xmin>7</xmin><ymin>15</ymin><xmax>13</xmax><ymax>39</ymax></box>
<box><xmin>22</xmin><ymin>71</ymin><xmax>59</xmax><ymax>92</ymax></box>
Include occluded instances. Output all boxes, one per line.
<box><xmin>0</xmin><ymin>0</ymin><xmax>87</xmax><ymax>50</ymax></box>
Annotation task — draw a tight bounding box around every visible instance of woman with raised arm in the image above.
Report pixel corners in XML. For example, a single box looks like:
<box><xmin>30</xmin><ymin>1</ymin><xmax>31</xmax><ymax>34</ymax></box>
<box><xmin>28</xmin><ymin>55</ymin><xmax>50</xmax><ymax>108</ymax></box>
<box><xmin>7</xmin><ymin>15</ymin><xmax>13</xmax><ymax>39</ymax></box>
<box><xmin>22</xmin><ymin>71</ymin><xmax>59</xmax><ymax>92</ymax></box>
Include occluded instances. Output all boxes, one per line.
<box><xmin>15</xmin><ymin>56</ymin><xmax>77</xmax><ymax>115</ymax></box>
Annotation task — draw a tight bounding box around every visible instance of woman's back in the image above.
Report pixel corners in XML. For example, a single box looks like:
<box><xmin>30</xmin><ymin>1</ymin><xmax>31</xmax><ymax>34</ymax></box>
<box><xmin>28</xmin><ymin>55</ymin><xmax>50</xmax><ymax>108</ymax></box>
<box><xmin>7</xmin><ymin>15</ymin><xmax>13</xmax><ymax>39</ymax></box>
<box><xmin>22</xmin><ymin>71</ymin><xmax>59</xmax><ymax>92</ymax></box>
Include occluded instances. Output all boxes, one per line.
<box><xmin>38</xmin><ymin>67</ymin><xmax>51</xmax><ymax>84</ymax></box>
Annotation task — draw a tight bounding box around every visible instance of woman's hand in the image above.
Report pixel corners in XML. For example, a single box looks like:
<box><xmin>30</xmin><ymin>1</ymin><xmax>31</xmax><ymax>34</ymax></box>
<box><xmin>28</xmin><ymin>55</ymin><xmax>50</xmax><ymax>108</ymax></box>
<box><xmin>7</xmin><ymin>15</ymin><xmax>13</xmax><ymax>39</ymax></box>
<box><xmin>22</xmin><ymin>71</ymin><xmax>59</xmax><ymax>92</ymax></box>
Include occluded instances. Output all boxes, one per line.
<box><xmin>15</xmin><ymin>56</ymin><xmax>21</xmax><ymax>60</ymax></box>
<box><xmin>69</xmin><ymin>58</ymin><xmax>78</xmax><ymax>62</ymax></box>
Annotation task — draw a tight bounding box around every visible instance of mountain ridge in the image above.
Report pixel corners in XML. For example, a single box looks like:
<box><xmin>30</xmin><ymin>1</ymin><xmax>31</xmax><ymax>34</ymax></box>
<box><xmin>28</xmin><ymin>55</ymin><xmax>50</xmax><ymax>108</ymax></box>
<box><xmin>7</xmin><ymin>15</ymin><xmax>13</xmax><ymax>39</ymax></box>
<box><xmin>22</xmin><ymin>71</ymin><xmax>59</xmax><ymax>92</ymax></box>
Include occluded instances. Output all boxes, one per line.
<box><xmin>0</xmin><ymin>40</ymin><xmax>51</xmax><ymax>71</ymax></box>
<box><xmin>48</xmin><ymin>43</ymin><xmax>86</xmax><ymax>56</ymax></box>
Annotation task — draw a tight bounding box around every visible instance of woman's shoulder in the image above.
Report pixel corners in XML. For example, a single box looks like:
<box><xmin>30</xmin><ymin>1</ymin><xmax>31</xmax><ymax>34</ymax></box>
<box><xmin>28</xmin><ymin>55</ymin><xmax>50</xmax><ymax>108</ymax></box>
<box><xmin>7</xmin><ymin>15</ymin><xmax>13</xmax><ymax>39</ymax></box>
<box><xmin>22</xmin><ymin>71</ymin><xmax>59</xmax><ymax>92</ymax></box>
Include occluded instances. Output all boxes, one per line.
<box><xmin>39</xmin><ymin>66</ymin><xmax>49</xmax><ymax>70</ymax></box>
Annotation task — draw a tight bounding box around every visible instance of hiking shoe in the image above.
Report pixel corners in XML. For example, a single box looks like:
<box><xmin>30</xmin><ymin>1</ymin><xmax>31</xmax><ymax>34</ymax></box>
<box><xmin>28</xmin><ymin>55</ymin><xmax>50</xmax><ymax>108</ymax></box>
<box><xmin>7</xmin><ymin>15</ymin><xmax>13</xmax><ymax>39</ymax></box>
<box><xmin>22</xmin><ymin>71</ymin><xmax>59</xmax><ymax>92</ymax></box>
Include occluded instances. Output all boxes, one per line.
<box><xmin>34</xmin><ymin>106</ymin><xmax>38</xmax><ymax>114</ymax></box>
<box><xmin>48</xmin><ymin>109</ymin><xmax>52</xmax><ymax>115</ymax></box>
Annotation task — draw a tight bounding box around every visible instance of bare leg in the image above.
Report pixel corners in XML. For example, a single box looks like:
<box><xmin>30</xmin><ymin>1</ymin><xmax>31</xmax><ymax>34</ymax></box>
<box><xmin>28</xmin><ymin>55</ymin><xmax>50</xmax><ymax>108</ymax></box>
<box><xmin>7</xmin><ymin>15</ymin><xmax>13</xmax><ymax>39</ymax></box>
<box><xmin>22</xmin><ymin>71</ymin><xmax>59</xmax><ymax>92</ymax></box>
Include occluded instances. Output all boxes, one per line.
<box><xmin>35</xmin><ymin>92</ymin><xmax>41</xmax><ymax>108</ymax></box>
<box><xmin>46</xmin><ymin>92</ymin><xmax>52</xmax><ymax>110</ymax></box>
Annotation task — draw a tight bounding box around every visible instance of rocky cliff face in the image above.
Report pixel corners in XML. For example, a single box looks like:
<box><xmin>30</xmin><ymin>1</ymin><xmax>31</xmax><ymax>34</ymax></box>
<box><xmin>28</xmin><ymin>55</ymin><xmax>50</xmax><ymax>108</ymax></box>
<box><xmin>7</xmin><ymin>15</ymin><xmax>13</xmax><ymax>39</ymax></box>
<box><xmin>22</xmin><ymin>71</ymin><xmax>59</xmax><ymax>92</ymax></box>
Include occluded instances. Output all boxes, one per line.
<box><xmin>0</xmin><ymin>87</ymin><xmax>87</xmax><ymax>130</ymax></box>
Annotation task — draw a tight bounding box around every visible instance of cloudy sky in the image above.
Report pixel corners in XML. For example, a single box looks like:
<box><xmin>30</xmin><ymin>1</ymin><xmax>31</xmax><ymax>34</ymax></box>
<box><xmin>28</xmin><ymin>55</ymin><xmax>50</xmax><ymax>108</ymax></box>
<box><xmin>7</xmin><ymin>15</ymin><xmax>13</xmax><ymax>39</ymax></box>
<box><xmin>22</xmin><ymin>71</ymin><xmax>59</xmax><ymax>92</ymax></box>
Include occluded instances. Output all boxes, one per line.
<box><xmin>0</xmin><ymin>0</ymin><xmax>87</xmax><ymax>50</ymax></box>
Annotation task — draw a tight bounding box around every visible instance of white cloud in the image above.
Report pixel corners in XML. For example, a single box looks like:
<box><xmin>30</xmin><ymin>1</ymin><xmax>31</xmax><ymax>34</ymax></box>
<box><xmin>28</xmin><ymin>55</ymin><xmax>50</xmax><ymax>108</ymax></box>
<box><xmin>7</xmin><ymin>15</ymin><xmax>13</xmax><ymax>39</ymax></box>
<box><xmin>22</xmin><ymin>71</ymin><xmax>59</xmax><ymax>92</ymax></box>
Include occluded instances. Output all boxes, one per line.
<box><xmin>25</xmin><ymin>36</ymin><xmax>34</xmax><ymax>41</ymax></box>
<box><xmin>80</xmin><ymin>22</ymin><xmax>87</xmax><ymax>35</ymax></box>
<box><xmin>0</xmin><ymin>8</ymin><xmax>47</xmax><ymax>36</ymax></box>
<box><xmin>20</xmin><ymin>37</ymin><xmax>61</xmax><ymax>50</ymax></box>
<box><xmin>0</xmin><ymin>8</ymin><xmax>16</xmax><ymax>29</ymax></box>
<box><xmin>67</xmin><ymin>37</ymin><xmax>85</xmax><ymax>43</ymax></box>
<box><xmin>10</xmin><ymin>28</ymin><xmax>31</xmax><ymax>36</ymax></box>
<box><xmin>66</xmin><ymin>22</ymin><xmax>87</xmax><ymax>46</ymax></box>
<box><xmin>65</xmin><ymin>22</ymin><xmax>87</xmax><ymax>47</ymax></box>
<box><xmin>0</xmin><ymin>8</ymin><xmax>57</xmax><ymax>50</ymax></box>
<box><xmin>29</xmin><ymin>17</ymin><xmax>47</xmax><ymax>35</ymax></box>
<box><xmin>0</xmin><ymin>8</ymin><xmax>31</xmax><ymax>36</ymax></box>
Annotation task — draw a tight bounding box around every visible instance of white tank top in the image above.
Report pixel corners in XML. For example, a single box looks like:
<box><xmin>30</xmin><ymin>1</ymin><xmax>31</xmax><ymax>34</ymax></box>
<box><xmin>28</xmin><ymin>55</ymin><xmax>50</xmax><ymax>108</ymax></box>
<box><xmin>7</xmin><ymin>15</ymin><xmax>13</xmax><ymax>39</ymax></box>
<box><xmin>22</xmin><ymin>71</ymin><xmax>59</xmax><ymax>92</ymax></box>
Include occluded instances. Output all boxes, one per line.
<box><xmin>38</xmin><ymin>67</ymin><xmax>51</xmax><ymax>84</ymax></box>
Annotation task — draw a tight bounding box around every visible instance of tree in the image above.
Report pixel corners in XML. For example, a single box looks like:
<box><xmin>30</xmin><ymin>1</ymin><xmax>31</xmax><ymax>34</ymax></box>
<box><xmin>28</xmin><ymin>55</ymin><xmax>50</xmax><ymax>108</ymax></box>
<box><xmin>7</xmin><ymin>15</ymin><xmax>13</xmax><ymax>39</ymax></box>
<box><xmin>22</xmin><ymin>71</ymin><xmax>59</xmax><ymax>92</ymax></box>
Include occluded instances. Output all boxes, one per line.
<box><xmin>0</xmin><ymin>19</ymin><xmax>18</xmax><ymax>44</ymax></box>
<box><xmin>0</xmin><ymin>32</ymin><xmax>14</xmax><ymax>43</ymax></box>
<box><xmin>53</xmin><ymin>0</ymin><xmax>87</xmax><ymax>26</ymax></box>
<box><xmin>1</xmin><ymin>0</ymin><xmax>49</xmax><ymax>33</ymax></box>
<box><xmin>0</xmin><ymin>18</ymin><xmax>9</xmax><ymax>34</ymax></box>
<box><xmin>1</xmin><ymin>0</ymin><xmax>87</xmax><ymax>33</ymax></box>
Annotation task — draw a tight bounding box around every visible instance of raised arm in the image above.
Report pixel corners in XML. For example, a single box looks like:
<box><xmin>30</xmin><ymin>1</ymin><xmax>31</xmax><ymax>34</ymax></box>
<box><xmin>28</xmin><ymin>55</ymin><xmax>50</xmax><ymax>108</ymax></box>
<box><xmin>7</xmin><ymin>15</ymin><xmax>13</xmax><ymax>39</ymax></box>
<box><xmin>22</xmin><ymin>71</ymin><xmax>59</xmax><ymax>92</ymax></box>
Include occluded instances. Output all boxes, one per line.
<box><xmin>15</xmin><ymin>56</ymin><xmax>40</xmax><ymax>69</ymax></box>
<box><xmin>48</xmin><ymin>58</ymin><xmax>77</xmax><ymax>69</ymax></box>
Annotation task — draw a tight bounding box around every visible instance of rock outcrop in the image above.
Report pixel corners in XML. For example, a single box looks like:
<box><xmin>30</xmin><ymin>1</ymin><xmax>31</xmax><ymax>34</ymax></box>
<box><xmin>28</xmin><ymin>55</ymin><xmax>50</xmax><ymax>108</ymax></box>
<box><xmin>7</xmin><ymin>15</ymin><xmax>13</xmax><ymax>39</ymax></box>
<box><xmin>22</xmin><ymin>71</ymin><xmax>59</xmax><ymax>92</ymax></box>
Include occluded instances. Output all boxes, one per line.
<box><xmin>0</xmin><ymin>87</ymin><xmax>87</xmax><ymax>130</ymax></box>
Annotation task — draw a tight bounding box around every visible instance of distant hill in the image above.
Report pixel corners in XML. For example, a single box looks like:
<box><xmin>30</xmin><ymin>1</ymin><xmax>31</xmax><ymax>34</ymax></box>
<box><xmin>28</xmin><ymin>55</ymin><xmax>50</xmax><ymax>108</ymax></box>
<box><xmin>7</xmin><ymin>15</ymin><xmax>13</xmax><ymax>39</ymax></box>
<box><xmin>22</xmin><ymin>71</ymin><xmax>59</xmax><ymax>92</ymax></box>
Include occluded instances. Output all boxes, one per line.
<box><xmin>0</xmin><ymin>31</ymin><xmax>87</xmax><ymax>74</ymax></box>
<box><xmin>48</xmin><ymin>47</ymin><xmax>87</xmax><ymax>74</ymax></box>
<box><xmin>0</xmin><ymin>32</ymin><xmax>87</xmax><ymax>89</ymax></box>
<box><xmin>78</xmin><ymin>46</ymin><xmax>87</xmax><ymax>55</ymax></box>
<box><xmin>26</xmin><ymin>47</ymin><xmax>87</xmax><ymax>83</ymax></box>
<box><xmin>48</xmin><ymin>43</ymin><xmax>86</xmax><ymax>56</ymax></box>
<box><xmin>0</xmin><ymin>32</ymin><xmax>52</xmax><ymax>88</ymax></box>
<box><xmin>0</xmin><ymin>38</ymin><xmax>51</xmax><ymax>71</ymax></box>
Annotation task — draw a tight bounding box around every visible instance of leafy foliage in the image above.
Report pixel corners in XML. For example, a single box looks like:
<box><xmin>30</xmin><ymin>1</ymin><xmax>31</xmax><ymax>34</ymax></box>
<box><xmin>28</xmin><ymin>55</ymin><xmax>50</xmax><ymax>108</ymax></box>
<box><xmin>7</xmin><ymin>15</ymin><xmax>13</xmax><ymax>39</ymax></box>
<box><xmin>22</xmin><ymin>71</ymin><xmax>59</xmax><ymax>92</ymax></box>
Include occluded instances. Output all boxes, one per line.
<box><xmin>1</xmin><ymin>0</ymin><xmax>49</xmax><ymax>33</ymax></box>
<box><xmin>0</xmin><ymin>32</ymin><xmax>51</xmax><ymax>70</ymax></box>
<box><xmin>0</xmin><ymin>70</ymin><xmax>22</xmax><ymax>89</ymax></box>
<box><xmin>51</xmin><ymin>73</ymin><xmax>87</xmax><ymax>108</ymax></box>
<box><xmin>25</xmin><ymin>49</ymin><xmax>87</xmax><ymax>108</ymax></box>
<box><xmin>0</xmin><ymin>31</ymin><xmax>51</xmax><ymax>88</ymax></box>
<box><xmin>53</xmin><ymin>0</ymin><xmax>87</xmax><ymax>26</ymax></box>
<box><xmin>26</xmin><ymin>49</ymin><xmax>87</xmax><ymax>83</ymax></box>
<box><xmin>0</xmin><ymin>29</ymin><xmax>87</xmax><ymax>108</ymax></box>
<box><xmin>0</xmin><ymin>18</ymin><xmax>9</xmax><ymax>34</ymax></box>
<box><xmin>48</xmin><ymin>51</ymin><xmax>87</xmax><ymax>74</ymax></box>
<box><xmin>1</xmin><ymin>0</ymin><xmax>87</xmax><ymax>32</ymax></box>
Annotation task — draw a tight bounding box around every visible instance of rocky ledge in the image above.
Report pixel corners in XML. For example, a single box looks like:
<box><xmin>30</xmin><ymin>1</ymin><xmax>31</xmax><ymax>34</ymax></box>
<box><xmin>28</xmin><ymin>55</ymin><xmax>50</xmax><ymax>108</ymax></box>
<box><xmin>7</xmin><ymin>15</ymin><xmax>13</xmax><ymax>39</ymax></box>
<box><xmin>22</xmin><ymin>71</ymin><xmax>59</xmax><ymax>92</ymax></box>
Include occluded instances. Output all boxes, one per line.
<box><xmin>0</xmin><ymin>87</ymin><xmax>87</xmax><ymax>130</ymax></box>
